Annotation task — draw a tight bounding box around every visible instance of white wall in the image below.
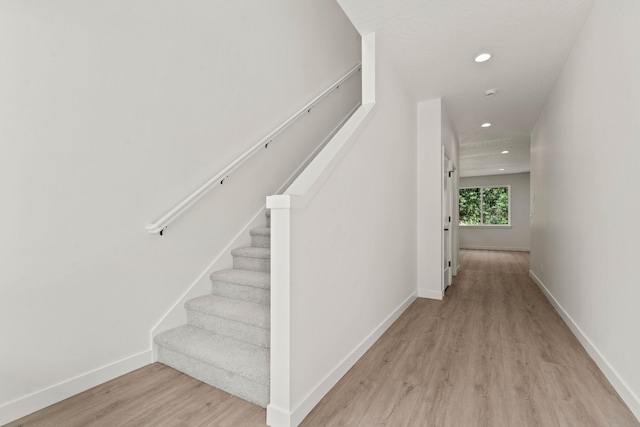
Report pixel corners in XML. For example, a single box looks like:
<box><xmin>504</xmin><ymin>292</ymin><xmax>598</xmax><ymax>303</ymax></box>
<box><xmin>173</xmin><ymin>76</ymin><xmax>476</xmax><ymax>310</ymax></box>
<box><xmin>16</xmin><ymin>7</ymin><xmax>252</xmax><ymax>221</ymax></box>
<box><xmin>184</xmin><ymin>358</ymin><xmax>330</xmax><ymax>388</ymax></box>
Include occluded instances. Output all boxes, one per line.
<box><xmin>417</xmin><ymin>99</ymin><xmax>460</xmax><ymax>299</ymax></box>
<box><xmin>0</xmin><ymin>1</ymin><xmax>359</xmax><ymax>422</ymax></box>
<box><xmin>459</xmin><ymin>172</ymin><xmax>530</xmax><ymax>251</ymax></box>
<box><xmin>267</xmin><ymin>35</ymin><xmax>418</xmax><ymax>426</ymax></box>
<box><xmin>530</xmin><ymin>0</ymin><xmax>640</xmax><ymax>419</ymax></box>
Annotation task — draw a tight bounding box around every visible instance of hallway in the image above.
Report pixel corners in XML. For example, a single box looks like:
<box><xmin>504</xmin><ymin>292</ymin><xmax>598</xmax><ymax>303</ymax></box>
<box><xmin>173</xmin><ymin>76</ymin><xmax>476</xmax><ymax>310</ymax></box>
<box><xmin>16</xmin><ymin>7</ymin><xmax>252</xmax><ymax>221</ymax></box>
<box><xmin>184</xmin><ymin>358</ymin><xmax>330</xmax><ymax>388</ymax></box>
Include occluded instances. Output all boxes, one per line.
<box><xmin>7</xmin><ymin>251</ymin><xmax>638</xmax><ymax>426</ymax></box>
<box><xmin>302</xmin><ymin>250</ymin><xmax>639</xmax><ymax>426</ymax></box>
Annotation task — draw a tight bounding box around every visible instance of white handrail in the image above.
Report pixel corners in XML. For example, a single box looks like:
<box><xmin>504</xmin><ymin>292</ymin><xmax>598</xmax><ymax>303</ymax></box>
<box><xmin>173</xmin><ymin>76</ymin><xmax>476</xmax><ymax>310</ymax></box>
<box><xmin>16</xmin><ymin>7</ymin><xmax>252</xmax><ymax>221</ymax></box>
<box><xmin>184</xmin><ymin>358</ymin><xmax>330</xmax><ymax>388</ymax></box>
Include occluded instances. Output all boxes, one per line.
<box><xmin>146</xmin><ymin>63</ymin><xmax>362</xmax><ymax>234</ymax></box>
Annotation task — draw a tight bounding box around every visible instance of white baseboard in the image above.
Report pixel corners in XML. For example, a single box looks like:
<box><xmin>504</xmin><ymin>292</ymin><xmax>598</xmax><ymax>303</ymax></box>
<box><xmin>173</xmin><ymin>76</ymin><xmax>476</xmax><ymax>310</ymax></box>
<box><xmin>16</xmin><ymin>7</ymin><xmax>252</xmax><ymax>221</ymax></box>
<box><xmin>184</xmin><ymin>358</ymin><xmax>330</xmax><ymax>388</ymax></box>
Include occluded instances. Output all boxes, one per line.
<box><xmin>417</xmin><ymin>289</ymin><xmax>443</xmax><ymax>300</ymax></box>
<box><xmin>266</xmin><ymin>404</ymin><xmax>292</xmax><ymax>427</ymax></box>
<box><xmin>460</xmin><ymin>245</ymin><xmax>530</xmax><ymax>252</ymax></box>
<box><xmin>0</xmin><ymin>350</ymin><xmax>151</xmax><ymax>426</ymax></box>
<box><xmin>267</xmin><ymin>291</ymin><xmax>417</xmax><ymax>427</ymax></box>
<box><xmin>529</xmin><ymin>270</ymin><xmax>640</xmax><ymax>421</ymax></box>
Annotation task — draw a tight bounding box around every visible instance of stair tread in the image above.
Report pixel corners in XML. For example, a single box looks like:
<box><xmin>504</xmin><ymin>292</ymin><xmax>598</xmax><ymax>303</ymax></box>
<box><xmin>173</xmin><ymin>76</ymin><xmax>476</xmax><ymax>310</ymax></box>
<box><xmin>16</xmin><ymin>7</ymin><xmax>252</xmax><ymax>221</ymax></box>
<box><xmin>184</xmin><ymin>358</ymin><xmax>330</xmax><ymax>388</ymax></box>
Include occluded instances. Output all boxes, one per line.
<box><xmin>231</xmin><ymin>247</ymin><xmax>270</xmax><ymax>259</ymax></box>
<box><xmin>186</xmin><ymin>295</ymin><xmax>269</xmax><ymax>328</ymax></box>
<box><xmin>210</xmin><ymin>269</ymin><xmax>270</xmax><ymax>289</ymax></box>
<box><xmin>249</xmin><ymin>227</ymin><xmax>271</xmax><ymax>236</ymax></box>
<box><xmin>155</xmin><ymin>325</ymin><xmax>269</xmax><ymax>385</ymax></box>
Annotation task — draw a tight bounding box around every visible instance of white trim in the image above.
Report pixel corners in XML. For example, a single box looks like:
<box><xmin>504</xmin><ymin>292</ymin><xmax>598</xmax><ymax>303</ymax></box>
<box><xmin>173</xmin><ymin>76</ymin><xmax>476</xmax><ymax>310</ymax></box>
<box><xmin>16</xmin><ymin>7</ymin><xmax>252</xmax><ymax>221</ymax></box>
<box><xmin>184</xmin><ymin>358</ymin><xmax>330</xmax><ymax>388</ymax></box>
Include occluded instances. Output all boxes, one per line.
<box><xmin>460</xmin><ymin>225</ymin><xmax>512</xmax><ymax>229</ymax></box>
<box><xmin>442</xmin><ymin>147</ymin><xmax>451</xmax><ymax>292</ymax></box>
<box><xmin>268</xmin><ymin>206</ymin><xmax>292</xmax><ymax>427</ymax></box>
<box><xmin>529</xmin><ymin>271</ymin><xmax>640</xmax><ymax>421</ymax></box>
<box><xmin>456</xmin><ymin>264</ymin><xmax>461</xmax><ymax>274</ymax></box>
<box><xmin>145</xmin><ymin>63</ymin><xmax>362</xmax><ymax>234</ymax></box>
<box><xmin>266</xmin><ymin>404</ymin><xmax>292</xmax><ymax>427</ymax></box>
<box><xmin>460</xmin><ymin>245</ymin><xmax>530</xmax><ymax>252</ymax></box>
<box><xmin>361</xmin><ymin>33</ymin><xmax>376</xmax><ymax>104</ymax></box>
<box><xmin>267</xmin><ymin>292</ymin><xmax>417</xmax><ymax>427</ymax></box>
<box><xmin>267</xmin><ymin>194</ymin><xmax>294</xmax><ymax>210</ymax></box>
<box><xmin>0</xmin><ymin>350</ymin><xmax>151</xmax><ymax>426</ymax></box>
<box><xmin>418</xmin><ymin>289</ymin><xmax>444</xmax><ymax>300</ymax></box>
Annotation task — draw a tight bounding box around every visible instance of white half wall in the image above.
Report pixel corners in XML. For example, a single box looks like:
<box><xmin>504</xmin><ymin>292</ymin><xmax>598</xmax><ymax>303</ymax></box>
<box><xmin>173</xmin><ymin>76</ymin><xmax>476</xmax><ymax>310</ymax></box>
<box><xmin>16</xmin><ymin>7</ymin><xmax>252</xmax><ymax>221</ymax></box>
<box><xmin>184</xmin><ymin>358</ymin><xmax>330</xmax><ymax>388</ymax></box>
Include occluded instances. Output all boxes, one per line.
<box><xmin>531</xmin><ymin>0</ymin><xmax>640</xmax><ymax>419</ymax></box>
<box><xmin>0</xmin><ymin>1</ymin><xmax>360</xmax><ymax>423</ymax></box>
<box><xmin>267</xmin><ymin>35</ymin><xmax>418</xmax><ymax>426</ymax></box>
<box><xmin>459</xmin><ymin>172</ymin><xmax>530</xmax><ymax>252</ymax></box>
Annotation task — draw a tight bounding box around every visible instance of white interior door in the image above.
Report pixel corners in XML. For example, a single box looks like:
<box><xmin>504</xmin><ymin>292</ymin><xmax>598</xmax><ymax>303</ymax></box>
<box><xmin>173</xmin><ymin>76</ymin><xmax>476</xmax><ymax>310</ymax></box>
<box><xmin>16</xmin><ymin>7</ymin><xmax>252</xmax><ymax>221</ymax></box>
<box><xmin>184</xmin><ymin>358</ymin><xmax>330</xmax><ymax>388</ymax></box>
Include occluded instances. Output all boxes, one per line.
<box><xmin>443</xmin><ymin>151</ymin><xmax>452</xmax><ymax>291</ymax></box>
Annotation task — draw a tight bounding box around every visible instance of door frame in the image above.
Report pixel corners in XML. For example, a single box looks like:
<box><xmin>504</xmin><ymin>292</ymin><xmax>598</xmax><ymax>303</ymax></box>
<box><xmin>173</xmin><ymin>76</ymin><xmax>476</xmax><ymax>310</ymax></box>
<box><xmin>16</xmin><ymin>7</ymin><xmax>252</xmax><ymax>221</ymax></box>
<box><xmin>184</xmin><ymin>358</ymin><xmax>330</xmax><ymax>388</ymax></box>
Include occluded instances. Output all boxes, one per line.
<box><xmin>442</xmin><ymin>148</ymin><xmax>454</xmax><ymax>292</ymax></box>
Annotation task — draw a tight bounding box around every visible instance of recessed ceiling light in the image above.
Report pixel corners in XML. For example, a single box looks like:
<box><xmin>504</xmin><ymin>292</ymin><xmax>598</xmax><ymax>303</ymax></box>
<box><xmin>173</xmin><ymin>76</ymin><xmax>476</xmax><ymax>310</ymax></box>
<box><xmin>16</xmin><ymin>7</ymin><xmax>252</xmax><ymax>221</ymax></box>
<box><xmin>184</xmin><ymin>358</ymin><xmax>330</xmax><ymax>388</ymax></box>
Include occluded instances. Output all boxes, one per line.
<box><xmin>499</xmin><ymin>168</ymin><xmax>505</xmax><ymax>171</ymax></box>
<box><xmin>501</xmin><ymin>150</ymin><xmax>509</xmax><ymax>154</ymax></box>
<box><xmin>481</xmin><ymin>122</ymin><xmax>492</xmax><ymax>128</ymax></box>
<box><xmin>475</xmin><ymin>53</ymin><xmax>492</xmax><ymax>63</ymax></box>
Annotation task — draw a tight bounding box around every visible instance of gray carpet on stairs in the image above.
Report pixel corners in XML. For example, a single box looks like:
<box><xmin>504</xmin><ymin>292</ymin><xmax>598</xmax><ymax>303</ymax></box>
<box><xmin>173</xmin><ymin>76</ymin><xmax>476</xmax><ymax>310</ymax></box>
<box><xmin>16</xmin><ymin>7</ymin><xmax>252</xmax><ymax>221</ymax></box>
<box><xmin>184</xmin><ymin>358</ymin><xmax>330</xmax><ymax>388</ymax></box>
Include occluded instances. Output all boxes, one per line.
<box><xmin>154</xmin><ymin>210</ymin><xmax>271</xmax><ymax>408</ymax></box>
<box><xmin>156</xmin><ymin>326</ymin><xmax>269</xmax><ymax>407</ymax></box>
<box><xmin>250</xmin><ymin>227</ymin><xmax>271</xmax><ymax>248</ymax></box>
<box><xmin>231</xmin><ymin>247</ymin><xmax>270</xmax><ymax>273</ymax></box>
<box><xmin>210</xmin><ymin>269</ymin><xmax>270</xmax><ymax>304</ymax></box>
<box><xmin>186</xmin><ymin>295</ymin><xmax>270</xmax><ymax>347</ymax></box>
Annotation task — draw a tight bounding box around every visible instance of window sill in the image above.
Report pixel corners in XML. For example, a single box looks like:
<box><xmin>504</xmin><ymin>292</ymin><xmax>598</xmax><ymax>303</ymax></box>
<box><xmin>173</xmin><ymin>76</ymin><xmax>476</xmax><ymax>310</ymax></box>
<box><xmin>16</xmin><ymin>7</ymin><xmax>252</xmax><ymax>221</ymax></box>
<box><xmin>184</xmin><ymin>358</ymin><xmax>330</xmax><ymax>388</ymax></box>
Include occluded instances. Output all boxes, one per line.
<box><xmin>460</xmin><ymin>225</ymin><xmax>512</xmax><ymax>229</ymax></box>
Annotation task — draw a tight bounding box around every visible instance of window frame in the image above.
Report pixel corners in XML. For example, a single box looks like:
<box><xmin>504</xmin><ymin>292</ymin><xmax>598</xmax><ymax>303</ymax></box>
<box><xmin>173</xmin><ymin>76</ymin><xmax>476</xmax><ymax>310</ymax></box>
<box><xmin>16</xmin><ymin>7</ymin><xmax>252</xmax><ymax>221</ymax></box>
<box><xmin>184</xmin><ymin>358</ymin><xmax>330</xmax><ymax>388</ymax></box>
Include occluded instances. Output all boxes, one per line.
<box><xmin>459</xmin><ymin>185</ymin><xmax>512</xmax><ymax>228</ymax></box>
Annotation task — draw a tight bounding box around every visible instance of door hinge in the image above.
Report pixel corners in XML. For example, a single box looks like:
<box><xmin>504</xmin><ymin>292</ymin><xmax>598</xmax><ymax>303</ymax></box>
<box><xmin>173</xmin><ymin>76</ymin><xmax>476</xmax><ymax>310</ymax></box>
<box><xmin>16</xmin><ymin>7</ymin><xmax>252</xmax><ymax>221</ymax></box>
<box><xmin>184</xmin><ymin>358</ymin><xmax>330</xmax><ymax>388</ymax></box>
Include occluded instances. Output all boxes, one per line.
<box><xmin>448</xmin><ymin>261</ymin><xmax>451</xmax><ymax>267</ymax></box>
<box><xmin>448</xmin><ymin>171</ymin><xmax>453</xmax><ymax>178</ymax></box>
<box><xmin>448</xmin><ymin>215</ymin><xmax>451</xmax><ymax>222</ymax></box>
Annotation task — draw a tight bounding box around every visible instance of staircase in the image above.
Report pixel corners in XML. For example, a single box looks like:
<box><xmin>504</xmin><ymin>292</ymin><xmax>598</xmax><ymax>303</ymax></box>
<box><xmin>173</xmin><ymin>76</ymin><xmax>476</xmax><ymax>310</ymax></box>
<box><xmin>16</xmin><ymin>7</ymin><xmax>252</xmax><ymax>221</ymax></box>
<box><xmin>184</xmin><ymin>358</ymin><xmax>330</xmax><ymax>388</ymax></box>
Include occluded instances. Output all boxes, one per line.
<box><xmin>154</xmin><ymin>210</ymin><xmax>271</xmax><ymax>407</ymax></box>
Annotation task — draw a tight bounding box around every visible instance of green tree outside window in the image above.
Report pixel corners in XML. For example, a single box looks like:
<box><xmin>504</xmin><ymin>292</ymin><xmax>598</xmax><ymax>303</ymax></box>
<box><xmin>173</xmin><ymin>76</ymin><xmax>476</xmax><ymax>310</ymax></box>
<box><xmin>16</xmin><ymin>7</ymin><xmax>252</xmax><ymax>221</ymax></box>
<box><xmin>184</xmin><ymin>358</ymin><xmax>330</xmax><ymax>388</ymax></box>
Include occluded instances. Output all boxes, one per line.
<box><xmin>459</xmin><ymin>186</ymin><xmax>509</xmax><ymax>225</ymax></box>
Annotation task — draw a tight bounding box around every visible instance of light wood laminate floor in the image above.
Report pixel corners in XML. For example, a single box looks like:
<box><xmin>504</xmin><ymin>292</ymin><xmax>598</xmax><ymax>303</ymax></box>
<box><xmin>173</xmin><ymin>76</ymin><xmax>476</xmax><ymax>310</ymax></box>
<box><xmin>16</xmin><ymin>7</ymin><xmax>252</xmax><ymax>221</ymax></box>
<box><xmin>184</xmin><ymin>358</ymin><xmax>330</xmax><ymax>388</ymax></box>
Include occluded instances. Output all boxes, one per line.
<box><xmin>7</xmin><ymin>250</ymin><xmax>638</xmax><ymax>426</ymax></box>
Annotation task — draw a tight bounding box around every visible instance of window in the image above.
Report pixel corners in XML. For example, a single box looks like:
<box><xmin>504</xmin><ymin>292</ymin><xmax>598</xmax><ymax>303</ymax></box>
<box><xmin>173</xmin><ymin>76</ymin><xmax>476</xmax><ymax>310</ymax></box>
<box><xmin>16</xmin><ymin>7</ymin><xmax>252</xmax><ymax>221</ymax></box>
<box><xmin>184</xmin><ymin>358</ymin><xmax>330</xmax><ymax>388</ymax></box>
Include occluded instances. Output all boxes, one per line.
<box><xmin>459</xmin><ymin>186</ymin><xmax>510</xmax><ymax>226</ymax></box>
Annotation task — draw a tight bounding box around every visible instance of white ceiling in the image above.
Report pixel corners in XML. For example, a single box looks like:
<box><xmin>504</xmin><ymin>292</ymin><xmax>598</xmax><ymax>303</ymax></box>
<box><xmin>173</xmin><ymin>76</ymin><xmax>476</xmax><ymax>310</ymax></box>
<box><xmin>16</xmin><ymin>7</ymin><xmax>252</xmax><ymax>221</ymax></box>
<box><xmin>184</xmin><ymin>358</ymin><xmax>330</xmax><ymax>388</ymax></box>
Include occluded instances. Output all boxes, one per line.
<box><xmin>337</xmin><ymin>0</ymin><xmax>594</xmax><ymax>177</ymax></box>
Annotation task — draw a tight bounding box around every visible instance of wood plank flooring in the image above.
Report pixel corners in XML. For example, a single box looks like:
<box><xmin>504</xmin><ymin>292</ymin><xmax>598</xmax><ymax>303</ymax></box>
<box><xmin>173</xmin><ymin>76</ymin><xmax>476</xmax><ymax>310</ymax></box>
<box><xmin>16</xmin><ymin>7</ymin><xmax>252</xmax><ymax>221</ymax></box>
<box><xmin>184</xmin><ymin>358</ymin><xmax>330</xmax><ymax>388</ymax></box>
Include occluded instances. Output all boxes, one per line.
<box><xmin>7</xmin><ymin>250</ymin><xmax>638</xmax><ymax>427</ymax></box>
<box><xmin>302</xmin><ymin>250</ymin><xmax>638</xmax><ymax>427</ymax></box>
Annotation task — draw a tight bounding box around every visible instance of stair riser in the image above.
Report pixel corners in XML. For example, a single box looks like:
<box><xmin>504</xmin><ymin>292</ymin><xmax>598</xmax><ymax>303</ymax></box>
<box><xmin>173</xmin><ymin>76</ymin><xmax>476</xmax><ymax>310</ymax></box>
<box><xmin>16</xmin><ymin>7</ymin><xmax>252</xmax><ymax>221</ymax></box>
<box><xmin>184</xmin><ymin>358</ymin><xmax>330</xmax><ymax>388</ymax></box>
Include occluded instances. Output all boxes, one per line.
<box><xmin>212</xmin><ymin>281</ymin><xmax>270</xmax><ymax>305</ymax></box>
<box><xmin>251</xmin><ymin>234</ymin><xmax>270</xmax><ymax>248</ymax></box>
<box><xmin>187</xmin><ymin>311</ymin><xmax>270</xmax><ymax>348</ymax></box>
<box><xmin>153</xmin><ymin>214</ymin><xmax>272</xmax><ymax>410</ymax></box>
<box><xmin>157</xmin><ymin>346</ymin><xmax>269</xmax><ymax>407</ymax></box>
<box><xmin>233</xmin><ymin>256</ymin><xmax>270</xmax><ymax>273</ymax></box>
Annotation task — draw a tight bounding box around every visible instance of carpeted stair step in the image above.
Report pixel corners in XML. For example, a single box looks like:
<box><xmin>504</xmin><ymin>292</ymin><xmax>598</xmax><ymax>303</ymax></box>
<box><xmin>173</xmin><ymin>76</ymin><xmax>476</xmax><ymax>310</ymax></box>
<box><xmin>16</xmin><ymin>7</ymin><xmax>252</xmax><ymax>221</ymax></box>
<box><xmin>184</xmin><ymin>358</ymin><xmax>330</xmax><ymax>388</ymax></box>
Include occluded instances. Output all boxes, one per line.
<box><xmin>154</xmin><ymin>210</ymin><xmax>272</xmax><ymax>408</ymax></box>
<box><xmin>155</xmin><ymin>325</ymin><xmax>269</xmax><ymax>407</ymax></box>
<box><xmin>232</xmin><ymin>247</ymin><xmax>270</xmax><ymax>273</ymax></box>
<box><xmin>265</xmin><ymin>209</ymin><xmax>270</xmax><ymax>228</ymax></box>
<box><xmin>211</xmin><ymin>269</ymin><xmax>270</xmax><ymax>304</ymax></box>
<box><xmin>250</xmin><ymin>227</ymin><xmax>271</xmax><ymax>248</ymax></box>
<box><xmin>186</xmin><ymin>295</ymin><xmax>269</xmax><ymax>348</ymax></box>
